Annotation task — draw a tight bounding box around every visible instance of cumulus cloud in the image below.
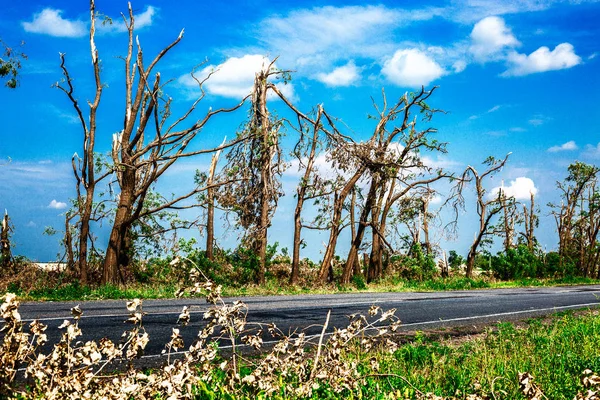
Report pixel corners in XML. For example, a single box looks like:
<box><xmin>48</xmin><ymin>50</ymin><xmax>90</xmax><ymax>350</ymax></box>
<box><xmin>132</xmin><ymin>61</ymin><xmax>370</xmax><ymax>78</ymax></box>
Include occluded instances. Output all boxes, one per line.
<box><xmin>503</xmin><ymin>43</ymin><xmax>581</xmax><ymax>76</ymax></box>
<box><xmin>179</xmin><ymin>55</ymin><xmax>294</xmax><ymax>100</ymax></box>
<box><xmin>382</xmin><ymin>49</ymin><xmax>445</xmax><ymax>87</ymax></box>
<box><xmin>491</xmin><ymin>177</ymin><xmax>538</xmax><ymax>200</ymax></box>
<box><xmin>316</xmin><ymin>61</ymin><xmax>361</xmax><ymax>87</ymax></box>
<box><xmin>99</xmin><ymin>6</ymin><xmax>157</xmax><ymax>33</ymax></box>
<box><xmin>48</xmin><ymin>200</ymin><xmax>67</xmax><ymax>210</ymax></box>
<box><xmin>22</xmin><ymin>8</ymin><xmax>87</xmax><ymax>37</ymax></box>
<box><xmin>470</xmin><ymin>16</ymin><xmax>520</xmax><ymax>61</ymax></box>
<box><xmin>548</xmin><ymin>140</ymin><xmax>578</xmax><ymax>152</ymax></box>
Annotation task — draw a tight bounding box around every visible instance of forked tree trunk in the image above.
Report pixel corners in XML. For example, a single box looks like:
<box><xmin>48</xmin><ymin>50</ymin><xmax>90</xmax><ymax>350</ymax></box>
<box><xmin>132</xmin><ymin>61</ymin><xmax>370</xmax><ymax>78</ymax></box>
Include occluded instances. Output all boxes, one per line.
<box><xmin>319</xmin><ymin>167</ymin><xmax>366</xmax><ymax>283</ymax></box>
<box><xmin>342</xmin><ymin>177</ymin><xmax>379</xmax><ymax>284</ymax></box>
<box><xmin>290</xmin><ymin>112</ymin><xmax>321</xmax><ymax>285</ymax></box>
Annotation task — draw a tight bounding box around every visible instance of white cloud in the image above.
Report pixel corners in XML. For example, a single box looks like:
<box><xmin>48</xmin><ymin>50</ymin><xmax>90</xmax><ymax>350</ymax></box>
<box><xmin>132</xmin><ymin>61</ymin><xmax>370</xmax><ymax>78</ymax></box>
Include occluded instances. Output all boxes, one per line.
<box><xmin>487</xmin><ymin>105</ymin><xmax>501</xmax><ymax>113</ymax></box>
<box><xmin>22</xmin><ymin>8</ymin><xmax>87</xmax><ymax>37</ymax></box>
<box><xmin>99</xmin><ymin>6</ymin><xmax>157</xmax><ymax>34</ymax></box>
<box><xmin>528</xmin><ymin>114</ymin><xmax>551</xmax><ymax>126</ymax></box>
<box><xmin>582</xmin><ymin>143</ymin><xmax>600</xmax><ymax>159</ymax></box>
<box><xmin>503</xmin><ymin>43</ymin><xmax>581</xmax><ymax>76</ymax></box>
<box><xmin>469</xmin><ymin>16</ymin><xmax>520</xmax><ymax>61</ymax></box>
<box><xmin>382</xmin><ymin>49</ymin><xmax>445</xmax><ymax>87</ymax></box>
<box><xmin>491</xmin><ymin>177</ymin><xmax>538</xmax><ymax>200</ymax></box>
<box><xmin>259</xmin><ymin>6</ymin><xmax>436</xmax><ymax>65</ymax></box>
<box><xmin>48</xmin><ymin>200</ymin><xmax>67</xmax><ymax>210</ymax></box>
<box><xmin>452</xmin><ymin>59</ymin><xmax>467</xmax><ymax>73</ymax></box>
<box><xmin>450</xmin><ymin>1</ymin><xmax>557</xmax><ymax>24</ymax></box>
<box><xmin>255</xmin><ymin>4</ymin><xmax>447</xmax><ymax>77</ymax></box>
<box><xmin>316</xmin><ymin>61</ymin><xmax>361</xmax><ymax>87</ymax></box>
<box><xmin>179</xmin><ymin>55</ymin><xmax>295</xmax><ymax>100</ymax></box>
<box><xmin>548</xmin><ymin>140</ymin><xmax>578</xmax><ymax>152</ymax></box>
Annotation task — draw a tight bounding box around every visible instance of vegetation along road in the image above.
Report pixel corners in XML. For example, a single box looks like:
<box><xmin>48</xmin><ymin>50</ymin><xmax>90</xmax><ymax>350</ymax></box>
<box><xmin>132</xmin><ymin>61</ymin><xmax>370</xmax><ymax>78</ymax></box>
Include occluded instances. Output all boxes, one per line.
<box><xmin>17</xmin><ymin>285</ymin><xmax>600</xmax><ymax>364</ymax></box>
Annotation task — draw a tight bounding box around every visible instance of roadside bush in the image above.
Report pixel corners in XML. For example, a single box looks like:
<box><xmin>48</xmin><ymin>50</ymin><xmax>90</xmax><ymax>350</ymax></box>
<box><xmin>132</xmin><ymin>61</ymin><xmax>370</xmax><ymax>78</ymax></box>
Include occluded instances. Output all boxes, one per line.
<box><xmin>545</xmin><ymin>251</ymin><xmax>577</xmax><ymax>278</ymax></box>
<box><xmin>391</xmin><ymin>243</ymin><xmax>437</xmax><ymax>281</ymax></box>
<box><xmin>491</xmin><ymin>245</ymin><xmax>543</xmax><ymax>280</ymax></box>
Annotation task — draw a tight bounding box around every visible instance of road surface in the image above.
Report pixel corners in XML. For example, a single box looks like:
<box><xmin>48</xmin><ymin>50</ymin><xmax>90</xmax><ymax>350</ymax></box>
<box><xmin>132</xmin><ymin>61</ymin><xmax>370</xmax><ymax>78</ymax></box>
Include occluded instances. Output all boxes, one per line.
<box><xmin>13</xmin><ymin>285</ymin><xmax>600</xmax><ymax>364</ymax></box>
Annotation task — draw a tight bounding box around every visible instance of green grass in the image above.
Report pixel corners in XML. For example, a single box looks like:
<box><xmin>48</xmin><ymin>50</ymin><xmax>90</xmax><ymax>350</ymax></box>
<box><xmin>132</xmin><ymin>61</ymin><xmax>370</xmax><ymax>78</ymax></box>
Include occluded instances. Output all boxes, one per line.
<box><xmin>7</xmin><ymin>275</ymin><xmax>600</xmax><ymax>301</ymax></box>
<box><xmin>346</xmin><ymin>310</ymin><xmax>600</xmax><ymax>399</ymax></box>
<box><xmin>193</xmin><ymin>310</ymin><xmax>600</xmax><ymax>399</ymax></box>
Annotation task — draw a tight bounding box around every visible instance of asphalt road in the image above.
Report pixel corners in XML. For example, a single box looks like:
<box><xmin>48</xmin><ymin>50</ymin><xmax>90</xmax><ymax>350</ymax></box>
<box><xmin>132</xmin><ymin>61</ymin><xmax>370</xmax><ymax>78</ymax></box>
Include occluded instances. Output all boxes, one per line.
<box><xmin>14</xmin><ymin>285</ymin><xmax>600</xmax><ymax>364</ymax></box>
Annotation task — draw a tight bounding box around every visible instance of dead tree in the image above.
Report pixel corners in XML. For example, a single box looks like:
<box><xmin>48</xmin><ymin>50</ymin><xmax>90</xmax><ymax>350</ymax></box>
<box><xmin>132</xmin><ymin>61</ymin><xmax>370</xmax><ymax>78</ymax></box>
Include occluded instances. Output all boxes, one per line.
<box><xmin>289</xmin><ymin>106</ymin><xmax>324</xmax><ymax>285</ymax></box>
<box><xmin>498</xmin><ymin>186</ymin><xmax>518</xmax><ymax>253</ymax></box>
<box><xmin>550</xmin><ymin>162</ymin><xmax>600</xmax><ymax>272</ymax></box>
<box><xmin>521</xmin><ymin>191</ymin><xmax>538</xmax><ymax>252</ymax></box>
<box><xmin>1</xmin><ymin>210</ymin><xmax>11</xmax><ymax>269</ymax></box>
<box><xmin>457</xmin><ymin>153</ymin><xmax>511</xmax><ymax>278</ymax></box>
<box><xmin>340</xmin><ymin>87</ymin><xmax>448</xmax><ymax>284</ymax></box>
<box><xmin>216</xmin><ymin>64</ymin><xmax>286</xmax><ymax>284</ymax></box>
<box><xmin>94</xmin><ymin>4</ymin><xmax>248</xmax><ymax>284</ymax></box>
<box><xmin>205</xmin><ymin>138</ymin><xmax>226</xmax><ymax>261</ymax></box>
<box><xmin>54</xmin><ymin>0</ymin><xmax>105</xmax><ymax>284</ymax></box>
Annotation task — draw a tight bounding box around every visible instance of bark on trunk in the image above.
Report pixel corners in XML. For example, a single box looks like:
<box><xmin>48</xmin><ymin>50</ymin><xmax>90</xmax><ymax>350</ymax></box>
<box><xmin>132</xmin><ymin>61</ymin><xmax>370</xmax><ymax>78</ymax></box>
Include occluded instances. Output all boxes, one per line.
<box><xmin>206</xmin><ymin>141</ymin><xmax>223</xmax><ymax>261</ymax></box>
<box><xmin>290</xmin><ymin>114</ymin><xmax>320</xmax><ymax>285</ymax></box>
<box><xmin>1</xmin><ymin>212</ymin><xmax>11</xmax><ymax>269</ymax></box>
<box><xmin>342</xmin><ymin>177</ymin><xmax>378</xmax><ymax>284</ymax></box>
<box><xmin>103</xmin><ymin>168</ymin><xmax>136</xmax><ymax>284</ymax></box>
<box><xmin>319</xmin><ymin>167</ymin><xmax>366</xmax><ymax>283</ymax></box>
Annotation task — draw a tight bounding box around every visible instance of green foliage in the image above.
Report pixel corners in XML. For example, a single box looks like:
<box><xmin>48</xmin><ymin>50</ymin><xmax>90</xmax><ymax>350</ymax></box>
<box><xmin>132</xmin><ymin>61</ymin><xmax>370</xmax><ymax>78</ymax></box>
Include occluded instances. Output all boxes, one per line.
<box><xmin>0</xmin><ymin>39</ymin><xmax>26</xmax><ymax>88</ymax></box>
<box><xmin>351</xmin><ymin>274</ymin><xmax>367</xmax><ymax>290</ymax></box>
<box><xmin>490</xmin><ymin>245</ymin><xmax>542</xmax><ymax>280</ymax></box>
<box><xmin>447</xmin><ymin>250</ymin><xmax>465</xmax><ymax>271</ymax></box>
<box><xmin>393</xmin><ymin>243</ymin><xmax>437</xmax><ymax>281</ymax></box>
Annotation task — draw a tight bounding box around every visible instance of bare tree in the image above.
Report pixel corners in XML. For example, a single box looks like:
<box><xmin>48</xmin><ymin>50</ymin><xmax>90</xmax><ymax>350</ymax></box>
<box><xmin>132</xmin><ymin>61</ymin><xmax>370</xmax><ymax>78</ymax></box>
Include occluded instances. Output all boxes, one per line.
<box><xmin>520</xmin><ymin>191</ymin><xmax>538</xmax><ymax>252</ymax></box>
<box><xmin>550</xmin><ymin>162</ymin><xmax>600</xmax><ymax>276</ymax></box>
<box><xmin>54</xmin><ymin>2</ymin><xmax>249</xmax><ymax>284</ymax></box>
<box><xmin>216</xmin><ymin>64</ymin><xmax>286</xmax><ymax>284</ymax></box>
<box><xmin>456</xmin><ymin>153</ymin><xmax>511</xmax><ymax>278</ymax></box>
<box><xmin>54</xmin><ymin>0</ymin><xmax>105</xmax><ymax>284</ymax></box>
<box><xmin>498</xmin><ymin>186</ymin><xmax>518</xmax><ymax>253</ymax></box>
<box><xmin>1</xmin><ymin>210</ymin><xmax>11</xmax><ymax>269</ymax></box>
<box><xmin>340</xmin><ymin>87</ymin><xmax>448</xmax><ymax>284</ymax></box>
<box><xmin>289</xmin><ymin>106</ymin><xmax>324</xmax><ymax>284</ymax></box>
<box><xmin>205</xmin><ymin>138</ymin><xmax>226</xmax><ymax>261</ymax></box>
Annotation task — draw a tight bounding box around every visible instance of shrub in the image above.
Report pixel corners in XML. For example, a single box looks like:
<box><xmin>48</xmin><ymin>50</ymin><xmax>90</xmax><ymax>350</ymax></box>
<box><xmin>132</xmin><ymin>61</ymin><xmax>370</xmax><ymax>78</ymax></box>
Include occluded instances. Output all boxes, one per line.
<box><xmin>490</xmin><ymin>245</ymin><xmax>543</xmax><ymax>280</ymax></box>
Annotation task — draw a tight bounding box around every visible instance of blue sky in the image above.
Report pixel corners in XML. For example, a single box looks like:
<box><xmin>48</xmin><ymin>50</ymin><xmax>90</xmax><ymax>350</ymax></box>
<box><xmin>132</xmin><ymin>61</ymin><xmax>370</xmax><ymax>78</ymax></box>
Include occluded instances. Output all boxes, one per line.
<box><xmin>0</xmin><ymin>0</ymin><xmax>599</xmax><ymax>261</ymax></box>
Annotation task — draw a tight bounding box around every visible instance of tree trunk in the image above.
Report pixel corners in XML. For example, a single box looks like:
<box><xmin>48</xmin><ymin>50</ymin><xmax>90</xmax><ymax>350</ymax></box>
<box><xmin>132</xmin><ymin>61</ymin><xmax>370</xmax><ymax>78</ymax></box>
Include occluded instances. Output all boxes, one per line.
<box><xmin>206</xmin><ymin>188</ymin><xmax>215</xmax><ymax>260</ymax></box>
<box><xmin>466</xmin><ymin>231</ymin><xmax>483</xmax><ymax>279</ymax></box>
<box><xmin>350</xmin><ymin>189</ymin><xmax>362</xmax><ymax>278</ymax></box>
<box><xmin>290</xmin><ymin>199</ymin><xmax>303</xmax><ymax>285</ymax></box>
<box><xmin>342</xmin><ymin>177</ymin><xmax>378</xmax><ymax>284</ymax></box>
<box><xmin>77</xmin><ymin>184</ymin><xmax>95</xmax><ymax>285</ymax></box>
<box><xmin>319</xmin><ymin>193</ymin><xmax>343</xmax><ymax>283</ymax></box>
<box><xmin>1</xmin><ymin>211</ymin><xmax>11</xmax><ymax>269</ymax></box>
<box><xmin>206</xmin><ymin>141</ymin><xmax>223</xmax><ymax>261</ymax></box>
<box><xmin>103</xmin><ymin>168</ymin><xmax>136</xmax><ymax>284</ymax></box>
<box><xmin>290</xmin><ymin>114</ymin><xmax>320</xmax><ymax>285</ymax></box>
<box><xmin>319</xmin><ymin>167</ymin><xmax>366</xmax><ymax>283</ymax></box>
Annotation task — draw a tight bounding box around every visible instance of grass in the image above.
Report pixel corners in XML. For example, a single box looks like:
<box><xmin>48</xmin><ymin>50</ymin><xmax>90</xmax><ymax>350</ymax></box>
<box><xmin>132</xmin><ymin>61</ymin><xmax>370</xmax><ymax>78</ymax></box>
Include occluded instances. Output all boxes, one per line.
<box><xmin>346</xmin><ymin>310</ymin><xmax>600</xmax><ymax>399</ymax></box>
<box><xmin>194</xmin><ymin>310</ymin><xmax>600</xmax><ymax>399</ymax></box>
<box><xmin>7</xmin><ymin>275</ymin><xmax>600</xmax><ymax>301</ymax></box>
